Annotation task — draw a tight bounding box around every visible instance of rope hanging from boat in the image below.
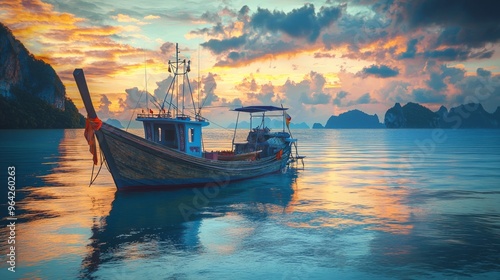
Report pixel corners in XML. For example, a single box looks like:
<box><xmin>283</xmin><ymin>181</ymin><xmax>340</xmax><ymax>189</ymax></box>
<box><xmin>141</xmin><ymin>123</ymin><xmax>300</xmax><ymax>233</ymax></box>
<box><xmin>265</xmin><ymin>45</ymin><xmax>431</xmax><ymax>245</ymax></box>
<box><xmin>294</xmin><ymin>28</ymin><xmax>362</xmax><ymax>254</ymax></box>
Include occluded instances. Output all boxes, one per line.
<box><xmin>88</xmin><ymin>146</ymin><xmax>105</xmax><ymax>187</ymax></box>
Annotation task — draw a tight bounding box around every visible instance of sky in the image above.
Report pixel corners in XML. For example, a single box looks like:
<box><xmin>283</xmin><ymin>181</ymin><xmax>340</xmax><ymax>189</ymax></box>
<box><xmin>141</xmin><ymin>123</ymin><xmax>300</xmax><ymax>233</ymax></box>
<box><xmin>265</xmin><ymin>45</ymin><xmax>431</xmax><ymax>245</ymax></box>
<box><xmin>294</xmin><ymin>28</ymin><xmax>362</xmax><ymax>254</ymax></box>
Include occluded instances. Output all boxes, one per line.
<box><xmin>1</xmin><ymin>0</ymin><xmax>500</xmax><ymax>127</ymax></box>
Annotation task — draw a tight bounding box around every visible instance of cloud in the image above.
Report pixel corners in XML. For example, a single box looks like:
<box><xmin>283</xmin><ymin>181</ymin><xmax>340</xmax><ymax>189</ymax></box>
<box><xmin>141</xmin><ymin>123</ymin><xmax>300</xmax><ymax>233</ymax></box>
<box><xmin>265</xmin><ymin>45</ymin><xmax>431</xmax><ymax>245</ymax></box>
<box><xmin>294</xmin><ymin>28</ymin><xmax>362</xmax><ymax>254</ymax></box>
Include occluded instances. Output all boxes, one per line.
<box><xmin>197</xmin><ymin>1</ymin><xmax>491</xmax><ymax>68</ymax></box>
<box><xmin>314</xmin><ymin>52</ymin><xmax>336</xmax><ymax>58</ymax></box>
<box><xmin>235</xmin><ymin>76</ymin><xmax>277</xmax><ymax>105</ymax></box>
<box><xmin>3</xmin><ymin>0</ymin><xmax>500</xmax><ymax>127</ymax></box>
<box><xmin>424</xmin><ymin>48</ymin><xmax>470</xmax><ymax>61</ymax></box>
<box><xmin>97</xmin><ymin>94</ymin><xmax>113</xmax><ymax>118</ymax></box>
<box><xmin>200</xmin><ymin>10</ymin><xmax>221</xmax><ymax>23</ymax></box>
<box><xmin>426</xmin><ymin>72</ymin><xmax>447</xmax><ymax>91</ymax></box>
<box><xmin>112</xmin><ymin>14</ymin><xmax>141</xmax><ymax>23</ymax></box>
<box><xmin>300</xmin><ymin>92</ymin><xmax>331</xmax><ymax>105</ymax></box>
<box><xmin>153</xmin><ymin>77</ymin><xmax>174</xmax><ymax>104</ymax></box>
<box><xmin>188</xmin><ymin>23</ymin><xmax>225</xmax><ymax>37</ymax></box>
<box><xmin>322</xmin><ymin>11</ymin><xmax>390</xmax><ymax>54</ymax></box>
<box><xmin>333</xmin><ymin>90</ymin><xmax>348</xmax><ymax>106</ymax></box>
<box><xmin>235</xmin><ymin>76</ymin><xmax>259</xmax><ymax>92</ymax></box>
<box><xmin>211</xmin><ymin>39</ymin><xmax>299</xmax><ymax>67</ymax></box>
<box><xmin>399</xmin><ymin>38</ymin><xmax>419</xmax><ymax>59</ymax></box>
<box><xmin>425</xmin><ymin>64</ymin><xmax>466</xmax><ymax>92</ymax></box>
<box><xmin>452</xmin><ymin>69</ymin><xmax>500</xmax><ymax>111</ymax></box>
<box><xmin>353</xmin><ymin>92</ymin><xmax>374</xmax><ymax>105</ymax></box>
<box><xmin>246</xmin><ymin>92</ymin><xmax>275</xmax><ymax>104</ymax></box>
<box><xmin>238</xmin><ymin>5</ymin><xmax>250</xmax><ymax>21</ymax></box>
<box><xmin>379</xmin><ymin>81</ymin><xmax>412</xmax><ymax>104</ymax></box>
<box><xmin>250</xmin><ymin>4</ymin><xmax>341</xmax><ymax>42</ymax></box>
<box><xmin>440</xmin><ymin>64</ymin><xmax>466</xmax><ymax>83</ymax></box>
<box><xmin>160</xmin><ymin>42</ymin><xmax>176</xmax><ymax>55</ymax></box>
<box><xmin>359</xmin><ymin>64</ymin><xmax>399</xmax><ymax>78</ymax></box>
<box><xmin>477</xmin><ymin>68</ymin><xmax>492</xmax><ymax>78</ymax></box>
<box><xmin>201</xmin><ymin>35</ymin><xmax>247</xmax><ymax>54</ymax></box>
<box><xmin>123</xmin><ymin>87</ymin><xmax>147</xmax><ymax>109</ymax></box>
<box><xmin>80</xmin><ymin>61</ymin><xmax>133</xmax><ymax>78</ymax></box>
<box><xmin>0</xmin><ymin>0</ymin><xmax>156</xmax><ymax>93</ymax></box>
<box><xmin>144</xmin><ymin>15</ymin><xmax>160</xmax><ymax>20</ymax></box>
<box><xmin>200</xmin><ymin>73</ymin><xmax>219</xmax><ymax>106</ymax></box>
<box><xmin>199</xmin><ymin>3</ymin><xmax>343</xmax><ymax>66</ymax></box>
<box><xmin>411</xmin><ymin>88</ymin><xmax>446</xmax><ymax>103</ymax></box>
<box><xmin>333</xmin><ymin>91</ymin><xmax>376</xmax><ymax>107</ymax></box>
<box><xmin>403</xmin><ymin>0</ymin><xmax>500</xmax><ymax>48</ymax></box>
<box><xmin>280</xmin><ymin>71</ymin><xmax>333</xmax><ymax>105</ymax></box>
<box><xmin>122</xmin><ymin>82</ymin><xmax>174</xmax><ymax>113</ymax></box>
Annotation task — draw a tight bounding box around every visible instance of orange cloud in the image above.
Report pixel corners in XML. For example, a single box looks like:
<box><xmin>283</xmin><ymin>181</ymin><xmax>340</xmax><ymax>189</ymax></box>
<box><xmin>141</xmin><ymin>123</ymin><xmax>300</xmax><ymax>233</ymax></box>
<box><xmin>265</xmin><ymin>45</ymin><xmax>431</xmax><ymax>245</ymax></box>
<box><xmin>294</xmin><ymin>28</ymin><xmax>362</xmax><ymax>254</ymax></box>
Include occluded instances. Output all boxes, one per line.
<box><xmin>0</xmin><ymin>0</ymin><xmax>163</xmax><ymax>111</ymax></box>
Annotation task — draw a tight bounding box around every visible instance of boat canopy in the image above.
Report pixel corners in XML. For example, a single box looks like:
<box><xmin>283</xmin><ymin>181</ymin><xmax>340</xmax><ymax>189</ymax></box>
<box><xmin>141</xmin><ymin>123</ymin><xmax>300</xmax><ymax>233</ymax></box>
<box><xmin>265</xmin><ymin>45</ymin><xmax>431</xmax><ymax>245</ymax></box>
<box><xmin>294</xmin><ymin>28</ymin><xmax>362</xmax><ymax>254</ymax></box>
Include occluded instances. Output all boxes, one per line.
<box><xmin>233</xmin><ymin>106</ymin><xmax>288</xmax><ymax>113</ymax></box>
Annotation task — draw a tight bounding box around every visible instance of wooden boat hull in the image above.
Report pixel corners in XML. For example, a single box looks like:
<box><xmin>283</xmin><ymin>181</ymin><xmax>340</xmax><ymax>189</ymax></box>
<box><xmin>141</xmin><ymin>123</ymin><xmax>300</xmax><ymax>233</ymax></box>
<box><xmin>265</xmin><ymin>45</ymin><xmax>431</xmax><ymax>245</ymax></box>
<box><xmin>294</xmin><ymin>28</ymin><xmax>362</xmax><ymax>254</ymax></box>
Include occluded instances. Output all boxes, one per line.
<box><xmin>73</xmin><ymin>68</ymin><xmax>295</xmax><ymax>191</ymax></box>
<box><xmin>96</xmin><ymin>123</ymin><xmax>291</xmax><ymax>190</ymax></box>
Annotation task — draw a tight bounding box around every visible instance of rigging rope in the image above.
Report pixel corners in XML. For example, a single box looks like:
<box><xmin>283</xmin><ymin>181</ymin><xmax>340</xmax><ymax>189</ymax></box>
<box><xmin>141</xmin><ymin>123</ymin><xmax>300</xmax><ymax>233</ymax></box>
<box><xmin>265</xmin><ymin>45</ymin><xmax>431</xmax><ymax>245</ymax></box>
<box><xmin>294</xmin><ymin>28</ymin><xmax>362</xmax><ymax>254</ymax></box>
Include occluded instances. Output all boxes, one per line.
<box><xmin>126</xmin><ymin>89</ymin><xmax>144</xmax><ymax>131</ymax></box>
<box><xmin>88</xmin><ymin>147</ymin><xmax>105</xmax><ymax>187</ymax></box>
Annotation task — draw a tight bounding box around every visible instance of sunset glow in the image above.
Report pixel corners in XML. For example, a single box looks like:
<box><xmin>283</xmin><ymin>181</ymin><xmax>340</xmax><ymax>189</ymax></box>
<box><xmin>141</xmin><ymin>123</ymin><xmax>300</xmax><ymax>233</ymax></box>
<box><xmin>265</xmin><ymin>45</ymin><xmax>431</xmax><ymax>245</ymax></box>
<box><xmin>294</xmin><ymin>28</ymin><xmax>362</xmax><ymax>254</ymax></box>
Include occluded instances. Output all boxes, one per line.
<box><xmin>2</xmin><ymin>0</ymin><xmax>500</xmax><ymax>126</ymax></box>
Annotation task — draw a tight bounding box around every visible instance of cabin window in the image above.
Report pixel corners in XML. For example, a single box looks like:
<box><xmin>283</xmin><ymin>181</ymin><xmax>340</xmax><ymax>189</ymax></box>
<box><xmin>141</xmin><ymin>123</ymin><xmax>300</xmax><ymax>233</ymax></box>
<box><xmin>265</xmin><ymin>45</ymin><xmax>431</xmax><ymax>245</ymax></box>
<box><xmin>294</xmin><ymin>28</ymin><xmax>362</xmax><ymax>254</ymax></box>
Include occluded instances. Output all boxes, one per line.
<box><xmin>145</xmin><ymin>125</ymin><xmax>152</xmax><ymax>140</ymax></box>
<box><xmin>152</xmin><ymin>123</ymin><xmax>177</xmax><ymax>148</ymax></box>
<box><xmin>189</xmin><ymin>128</ymin><xmax>195</xmax><ymax>143</ymax></box>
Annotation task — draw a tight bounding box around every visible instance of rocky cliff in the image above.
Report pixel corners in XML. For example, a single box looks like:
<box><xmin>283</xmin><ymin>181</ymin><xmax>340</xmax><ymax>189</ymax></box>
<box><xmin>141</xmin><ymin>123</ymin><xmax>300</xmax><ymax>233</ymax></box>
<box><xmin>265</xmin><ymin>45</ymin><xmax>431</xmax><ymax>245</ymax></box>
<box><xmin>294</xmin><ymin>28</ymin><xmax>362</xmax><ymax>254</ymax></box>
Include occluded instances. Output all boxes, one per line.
<box><xmin>385</xmin><ymin>102</ymin><xmax>500</xmax><ymax>129</ymax></box>
<box><xmin>0</xmin><ymin>22</ymin><xmax>84</xmax><ymax>128</ymax></box>
<box><xmin>439</xmin><ymin>104</ymin><xmax>500</xmax><ymax>128</ymax></box>
<box><xmin>0</xmin><ymin>23</ymin><xmax>66</xmax><ymax>109</ymax></box>
<box><xmin>385</xmin><ymin>102</ymin><xmax>439</xmax><ymax>128</ymax></box>
<box><xmin>320</xmin><ymin>109</ymin><xmax>384</xmax><ymax>128</ymax></box>
<box><xmin>312</xmin><ymin>123</ymin><xmax>324</xmax><ymax>129</ymax></box>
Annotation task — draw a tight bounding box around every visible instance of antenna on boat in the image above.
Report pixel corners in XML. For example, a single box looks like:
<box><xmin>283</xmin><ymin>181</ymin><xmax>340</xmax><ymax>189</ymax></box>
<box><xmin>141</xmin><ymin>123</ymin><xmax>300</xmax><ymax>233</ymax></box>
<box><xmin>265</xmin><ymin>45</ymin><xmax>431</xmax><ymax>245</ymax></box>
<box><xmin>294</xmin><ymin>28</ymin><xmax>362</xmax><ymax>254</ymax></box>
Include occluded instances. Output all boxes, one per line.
<box><xmin>176</xmin><ymin>43</ymin><xmax>179</xmax><ymax>117</ymax></box>
<box><xmin>198</xmin><ymin>45</ymin><xmax>201</xmax><ymax>117</ymax></box>
<box><xmin>145</xmin><ymin>50</ymin><xmax>149</xmax><ymax>115</ymax></box>
<box><xmin>157</xmin><ymin>43</ymin><xmax>200</xmax><ymax>119</ymax></box>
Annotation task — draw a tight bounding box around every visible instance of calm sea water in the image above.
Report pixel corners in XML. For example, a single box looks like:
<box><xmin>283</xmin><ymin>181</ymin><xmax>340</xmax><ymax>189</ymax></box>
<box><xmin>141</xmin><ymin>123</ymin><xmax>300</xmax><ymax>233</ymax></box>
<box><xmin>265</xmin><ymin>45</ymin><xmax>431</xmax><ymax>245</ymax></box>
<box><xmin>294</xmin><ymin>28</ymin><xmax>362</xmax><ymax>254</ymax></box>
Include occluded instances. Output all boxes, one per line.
<box><xmin>1</xmin><ymin>128</ymin><xmax>500</xmax><ymax>279</ymax></box>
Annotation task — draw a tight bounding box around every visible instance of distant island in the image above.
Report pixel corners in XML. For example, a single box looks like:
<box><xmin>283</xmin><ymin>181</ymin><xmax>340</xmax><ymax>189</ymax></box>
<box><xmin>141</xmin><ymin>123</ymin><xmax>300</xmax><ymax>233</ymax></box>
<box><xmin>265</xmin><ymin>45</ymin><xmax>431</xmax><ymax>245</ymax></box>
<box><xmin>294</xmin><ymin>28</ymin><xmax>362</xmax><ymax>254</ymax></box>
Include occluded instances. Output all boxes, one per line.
<box><xmin>313</xmin><ymin>109</ymin><xmax>385</xmax><ymax>129</ymax></box>
<box><xmin>314</xmin><ymin>103</ymin><xmax>500</xmax><ymax>129</ymax></box>
<box><xmin>0</xmin><ymin>22</ymin><xmax>85</xmax><ymax>129</ymax></box>
<box><xmin>105</xmin><ymin>118</ymin><xmax>124</xmax><ymax>129</ymax></box>
<box><xmin>385</xmin><ymin>102</ymin><xmax>500</xmax><ymax>129</ymax></box>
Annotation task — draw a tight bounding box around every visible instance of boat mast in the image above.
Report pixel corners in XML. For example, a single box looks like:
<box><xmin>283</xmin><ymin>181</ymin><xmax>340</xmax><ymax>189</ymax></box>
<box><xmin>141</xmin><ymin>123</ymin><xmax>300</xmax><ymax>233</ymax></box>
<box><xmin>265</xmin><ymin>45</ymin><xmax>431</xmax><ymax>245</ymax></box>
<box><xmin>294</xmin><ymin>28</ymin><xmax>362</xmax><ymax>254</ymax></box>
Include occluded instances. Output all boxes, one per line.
<box><xmin>175</xmin><ymin>43</ymin><xmax>179</xmax><ymax>117</ymax></box>
<box><xmin>160</xmin><ymin>43</ymin><xmax>197</xmax><ymax>119</ymax></box>
<box><xmin>197</xmin><ymin>46</ymin><xmax>200</xmax><ymax>116</ymax></box>
<box><xmin>145</xmin><ymin>52</ymin><xmax>148</xmax><ymax>115</ymax></box>
<box><xmin>182</xmin><ymin>57</ymin><xmax>186</xmax><ymax>116</ymax></box>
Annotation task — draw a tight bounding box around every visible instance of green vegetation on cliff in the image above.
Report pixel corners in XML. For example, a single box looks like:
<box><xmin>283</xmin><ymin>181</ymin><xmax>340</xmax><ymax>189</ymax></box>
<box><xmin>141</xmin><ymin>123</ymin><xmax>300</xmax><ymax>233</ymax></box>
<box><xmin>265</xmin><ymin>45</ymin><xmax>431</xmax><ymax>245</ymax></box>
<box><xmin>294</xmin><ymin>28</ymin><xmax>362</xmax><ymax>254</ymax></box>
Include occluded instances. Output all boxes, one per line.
<box><xmin>1</xmin><ymin>22</ymin><xmax>85</xmax><ymax>128</ymax></box>
<box><xmin>0</xmin><ymin>87</ymin><xmax>85</xmax><ymax>128</ymax></box>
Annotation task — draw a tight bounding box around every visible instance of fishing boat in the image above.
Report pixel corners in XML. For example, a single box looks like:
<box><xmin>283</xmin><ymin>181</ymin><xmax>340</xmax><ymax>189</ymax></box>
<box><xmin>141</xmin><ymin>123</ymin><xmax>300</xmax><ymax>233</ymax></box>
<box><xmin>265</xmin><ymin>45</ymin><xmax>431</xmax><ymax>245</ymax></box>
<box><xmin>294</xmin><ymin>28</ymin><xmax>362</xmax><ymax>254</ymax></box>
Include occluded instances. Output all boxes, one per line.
<box><xmin>74</xmin><ymin>44</ymin><xmax>303</xmax><ymax>191</ymax></box>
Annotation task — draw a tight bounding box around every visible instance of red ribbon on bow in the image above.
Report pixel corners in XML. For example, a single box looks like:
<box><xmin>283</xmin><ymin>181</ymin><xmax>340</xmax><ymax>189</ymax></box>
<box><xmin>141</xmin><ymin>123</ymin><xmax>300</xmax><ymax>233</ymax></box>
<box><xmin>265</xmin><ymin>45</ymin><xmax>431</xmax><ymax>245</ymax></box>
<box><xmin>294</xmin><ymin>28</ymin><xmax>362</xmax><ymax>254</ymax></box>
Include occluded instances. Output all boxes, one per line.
<box><xmin>84</xmin><ymin>117</ymin><xmax>103</xmax><ymax>165</ymax></box>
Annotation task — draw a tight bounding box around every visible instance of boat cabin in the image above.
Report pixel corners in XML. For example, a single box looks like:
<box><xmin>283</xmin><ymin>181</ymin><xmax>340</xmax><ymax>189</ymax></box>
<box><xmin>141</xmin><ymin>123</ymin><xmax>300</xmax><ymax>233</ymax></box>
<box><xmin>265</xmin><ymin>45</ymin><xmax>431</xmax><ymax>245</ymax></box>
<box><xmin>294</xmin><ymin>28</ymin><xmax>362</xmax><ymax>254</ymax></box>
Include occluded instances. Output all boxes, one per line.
<box><xmin>231</xmin><ymin>106</ymin><xmax>293</xmax><ymax>158</ymax></box>
<box><xmin>136</xmin><ymin>114</ymin><xmax>209</xmax><ymax>157</ymax></box>
<box><xmin>135</xmin><ymin>42</ymin><xmax>210</xmax><ymax>158</ymax></box>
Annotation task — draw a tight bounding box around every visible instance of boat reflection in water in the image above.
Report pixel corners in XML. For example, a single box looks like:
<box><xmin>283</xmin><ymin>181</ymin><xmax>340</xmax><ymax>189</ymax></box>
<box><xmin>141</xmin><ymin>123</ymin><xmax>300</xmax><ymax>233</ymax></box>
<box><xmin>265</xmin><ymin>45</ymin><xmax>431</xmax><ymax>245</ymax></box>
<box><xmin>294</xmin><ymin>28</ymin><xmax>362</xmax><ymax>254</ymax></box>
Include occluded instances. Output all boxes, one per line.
<box><xmin>80</xmin><ymin>169</ymin><xmax>298</xmax><ymax>278</ymax></box>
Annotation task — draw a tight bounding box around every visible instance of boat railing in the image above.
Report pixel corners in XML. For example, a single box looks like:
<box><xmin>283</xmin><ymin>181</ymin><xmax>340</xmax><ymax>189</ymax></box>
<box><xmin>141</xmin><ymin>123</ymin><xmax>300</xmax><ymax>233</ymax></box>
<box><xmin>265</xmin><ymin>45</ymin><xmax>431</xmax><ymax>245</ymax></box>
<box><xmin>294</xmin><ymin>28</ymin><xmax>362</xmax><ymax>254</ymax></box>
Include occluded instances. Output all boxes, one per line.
<box><xmin>137</xmin><ymin>113</ymin><xmax>208</xmax><ymax>123</ymax></box>
<box><xmin>137</xmin><ymin>113</ymin><xmax>173</xmax><ymax>119</ymax></box>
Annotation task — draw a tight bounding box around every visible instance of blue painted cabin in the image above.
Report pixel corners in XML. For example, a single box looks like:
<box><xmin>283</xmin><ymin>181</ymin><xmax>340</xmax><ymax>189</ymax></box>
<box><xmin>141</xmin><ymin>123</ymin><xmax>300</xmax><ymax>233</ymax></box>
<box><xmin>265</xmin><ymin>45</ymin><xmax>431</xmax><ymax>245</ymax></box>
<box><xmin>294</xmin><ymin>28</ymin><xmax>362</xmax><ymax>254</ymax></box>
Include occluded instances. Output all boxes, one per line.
<box><xmin>136</xmin><ymin>114</ymin><xmax>209</xmax><ymax>158</ymax></box>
